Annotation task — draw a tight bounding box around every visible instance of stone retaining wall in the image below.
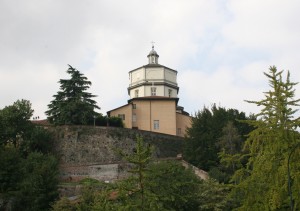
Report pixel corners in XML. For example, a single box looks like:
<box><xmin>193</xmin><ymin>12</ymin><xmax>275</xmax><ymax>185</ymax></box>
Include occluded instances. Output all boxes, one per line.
<box><xmin>50</xmin><ymin>126</ymin><xmax>184</xmax><ymax>182</ymax></box>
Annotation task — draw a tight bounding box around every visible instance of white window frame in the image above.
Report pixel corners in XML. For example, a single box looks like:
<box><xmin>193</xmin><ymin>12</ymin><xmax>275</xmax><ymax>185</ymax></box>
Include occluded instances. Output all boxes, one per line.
<box><xmin>132</xmin><ymin>113</ymin><xmax>137</xmax><ymax>122</ymax></box>
<box><xmin>177</xmin><ymin>128</ymin><xmax>182</xmax><ymax>135</ymax></box>
<box><xmin>153</xmin><ymin>120</ymin><xmax>159</xmax><ymax>130</ymax></box>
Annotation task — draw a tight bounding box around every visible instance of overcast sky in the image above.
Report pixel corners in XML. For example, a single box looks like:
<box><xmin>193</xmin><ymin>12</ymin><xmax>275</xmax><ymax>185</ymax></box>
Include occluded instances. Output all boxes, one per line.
<box><xmin>1</xmin><ymin>0</ymin><xmax>300</xmax><ymax>119</ymax></box>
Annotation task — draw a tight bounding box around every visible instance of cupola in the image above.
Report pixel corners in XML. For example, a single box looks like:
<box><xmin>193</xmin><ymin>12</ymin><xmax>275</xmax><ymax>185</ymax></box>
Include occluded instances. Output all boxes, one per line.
<box><xmin>147</xmin><ymin>45</ymin><xmax>159</xmax><ymax>64</ymax></box>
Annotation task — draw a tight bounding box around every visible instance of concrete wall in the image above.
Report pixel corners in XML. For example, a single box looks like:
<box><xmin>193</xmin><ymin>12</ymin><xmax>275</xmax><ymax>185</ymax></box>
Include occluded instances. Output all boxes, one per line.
<box><xmin>50</xmin><ymin>126</ymin><xmax>184</xmax><ymax>182</ymax></box>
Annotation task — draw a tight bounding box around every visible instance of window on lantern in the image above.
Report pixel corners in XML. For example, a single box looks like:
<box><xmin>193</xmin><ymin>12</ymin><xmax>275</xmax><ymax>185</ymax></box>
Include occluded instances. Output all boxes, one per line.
<box><xmin>168</xmin><ymin>89</ymin><xmax>172</xmax><ymax>97</ymax></box>
<box><xmin>135</xmin><ymin>89</ymin><xmax>139</xmax><ymax>98</ymax></box>
<box><xmin>151</xmin><ymin>87</ymin><xmax>156</xmax><ymax>96</ymax></box>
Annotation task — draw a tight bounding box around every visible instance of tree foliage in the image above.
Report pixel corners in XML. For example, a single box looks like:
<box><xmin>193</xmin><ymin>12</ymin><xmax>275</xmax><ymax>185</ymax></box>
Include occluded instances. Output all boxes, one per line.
<box><xmin>14</xmin><ymin>152</ymin><xmax>59</xmax><ymax>211</ymax></box>
<box><xmin>217</xmin><ymin>121</ymin><xmax>243</xmax><ymax>155</ymax></box>
<box><xmin>215</xmin><ymin>121</ymin><xmax>249</xmax><ymax>183</ymax></box>
<box><xmin>46</xmin><ymin>65</ymin><xmax>100</xmax><ymax>125</ymax></box>
<box><xmin>0</xmin><ymin>100</ymin><xmax>59</xmax><ymax>211</ymax></box>
<box><xmin>0</xmin><ymin>147</ymin><xmax>23</xmax><ymax>195</ymax></box>
<box><xmin>184</xmin><ymin>105</ymin><xmax>253</xmax><ymax>172</ymax></box>
<box><xmin>198</xmin><ymin>179</ymin><xmax>235</xmax><ymax>211</ymax></box>
<box><xmin>117</xmin><ymin>135</ymin><xmax>155</xmax><ymax>210</ymax></box>
<box><xmin>0</xmin><ymin>99</ymin><xmax>33</xmax><ymax>147</ymax></box>
<box><xmin>145</xmin><ymin>161</ymin><xmax>201</xmax><ymax>210</ymax></box>
<box><xmin>87</xmin><ymin>114</ymin><xmax>124</xmax><ymax>127</ymax></box>
<box><xmin>231</xmin><ymin>66</ymin><xmax>300</xmax><ymax>210</ymax></box>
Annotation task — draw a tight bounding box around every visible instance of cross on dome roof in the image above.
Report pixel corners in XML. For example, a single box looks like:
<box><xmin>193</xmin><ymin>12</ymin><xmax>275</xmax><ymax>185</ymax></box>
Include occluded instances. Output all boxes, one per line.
<box><xmin>148</xmin><ymin>44</ymin><xmax>159</xmax><ymax>57</ymax></box>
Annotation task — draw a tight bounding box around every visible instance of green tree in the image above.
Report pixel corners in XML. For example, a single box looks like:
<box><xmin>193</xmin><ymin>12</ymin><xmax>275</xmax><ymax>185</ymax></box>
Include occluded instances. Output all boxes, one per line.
<box><xmin>214</xmin><ymin>121</ymin><xmax>246</xmax><ymax>183</ymax></box>
<box><xmin>0</xmin><ymin>100</ymin><xmax>59</xmax><ymax>210</ymax></box>
<box><xmin>217</xmin><ymin>121</ymin><xmax>242</xmax><ymax>155</ymax></box>
<box><xmin>51</xmin><ymin>197</ymin><xmax>76</xmax><ymax>211</ymax></box>
<box><xmin>232</xmin><ymin>66</ymin><xmax>300</xmax><ymax>210</ymax></box>
<box><xmin>184</xmin><ymin>105</ymin><xmax>252</xmax><ymax>171</ymax></box>
<box><xmin>117</xmin><ymin>135</ymin><xmax>154</xmax><ymax>210</ymax></box>
<box><xmin>0</xmin><ymin>99</ymin><xmax>54</xmax><ymax>154</ymax></box>
<box><xmin>0</xmin><ymin>147</ymin><xmax>23</xmax><ymax>197</ymax></box>
<box><xmin>0</xmin><ymin>150</ymin><xmax>59</xmax><ymax>211</ymax></box>
<box><xmin>88</xmin><ymin>114</ymin><xmax>124</xmax><ymax>127</ymax></box>
<box><xmin>0</xmin><ymin>99</ymin><xmax>33</xmax><ymax>147</ymax></box>
<box><xmin>14</xmin><ymin>152</ymin><xmax>59</xmax><ymax>211</ymax></box>
<box><xmin>184</xmin><ymin>107</ymin><xmax>216</xmax><ymax>171</ymax></box>
<box><xmin>198</xmin><ymin>179</ymin><xmax>234</xmax><ymax>211</ymax></box>
<box><xmin>46</xmin><ymin>65</ymin><xmax>100</xmax><ymax>125</ymax></box>
<box><xmin>19</xmin><ymin>126</ymin><xmax>54</xmax><ymax>155</ymax></box>
<box><xmin>145</xmin><ymin>161</ymin><xmax>201</xmax><ymax>210</ymax></box>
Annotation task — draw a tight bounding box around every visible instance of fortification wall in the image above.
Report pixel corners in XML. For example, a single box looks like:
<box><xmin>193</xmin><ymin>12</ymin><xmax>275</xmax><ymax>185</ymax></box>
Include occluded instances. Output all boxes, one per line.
<box><xmin>50</xmin><ymin>126</ymin><xmax>184</xmax><ymax>182</ymax></box>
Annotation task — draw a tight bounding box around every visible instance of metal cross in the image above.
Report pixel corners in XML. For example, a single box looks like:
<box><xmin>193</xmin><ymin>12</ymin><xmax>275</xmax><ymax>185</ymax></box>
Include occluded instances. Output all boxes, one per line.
<box><xmin>151</xmin><ymin>41</ymin><xmax>155</xmax><ymax>49</ymax></box>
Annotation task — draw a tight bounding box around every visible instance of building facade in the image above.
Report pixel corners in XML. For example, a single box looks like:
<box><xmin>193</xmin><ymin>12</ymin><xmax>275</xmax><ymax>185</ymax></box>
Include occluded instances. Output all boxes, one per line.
<box><xmin>107</xmin><ymin>46</ymin><xmax>191</xmax><ymax>137</ymax></box>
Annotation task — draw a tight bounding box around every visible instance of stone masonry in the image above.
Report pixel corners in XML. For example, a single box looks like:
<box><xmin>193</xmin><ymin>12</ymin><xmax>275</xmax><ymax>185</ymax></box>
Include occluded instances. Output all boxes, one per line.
<box><xmin>50</xmin><ymin>126</ymin><xmax>184</xmax><ymax>182</ymax></box>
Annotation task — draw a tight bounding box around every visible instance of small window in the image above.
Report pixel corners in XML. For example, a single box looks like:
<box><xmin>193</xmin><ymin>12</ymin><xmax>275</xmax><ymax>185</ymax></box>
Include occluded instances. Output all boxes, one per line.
<box><xmin>135</xmin><ymin>89</ymin><xmax>139</xmax><ymax>98</ymax></box>
<box><xmin>132</xmin><ymin>104</ymin><xmax>137</xmax><ymax>109</ymax></box>
<box><xmin>168</xmin><ymin>89</ymin><xmax>172</xmax><ymax>97</ymax></box>
<box><xmin>177</xmin><ymin>128</ymin><xmax>182</xmax><ymax>135</ymax></box>
<box><xmin>118</xmin><ymin>114</ymin><xmax>125</xmax><ymax>120</ymax></box>
<box><xmin>153</xmin><ymin>120</ymin><xmax>159</xmax><ymax>130</ymax></box>
<box><xmin>151</xmin><ymin>87</ymin><xmax>156</xmax><ymax>96</ymax></box>
<box><xmin>132</xmin><ymin>113</ymin><xmax>137</xmax><ymax>122</ymax></box>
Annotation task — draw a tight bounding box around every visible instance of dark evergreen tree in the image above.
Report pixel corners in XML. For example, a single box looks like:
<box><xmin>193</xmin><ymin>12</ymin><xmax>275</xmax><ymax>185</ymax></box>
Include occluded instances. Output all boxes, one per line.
<box><xmin>184</xmin><ymin>105</ymin><xmax>253</xmax><ymax>172</ymax></box>
<box><xmin>184</xmin><ymin>107</ymin><xmax>217</xmax><ymax>171</ymax></box>
<box><xmin>216</xmin><ymin>122</ymin><xmax>247</xmax><ymax>183</ymax></box>
<box><xmin>14</xmin><ymin>152</ymin><xmax>59</xmax><ymax>211</ymax></box>
<box><xmin>46</xmin><ymin>65</ymin><xmax>100</xmax><ymax>125</ymax></box>
<box><xmin>217</xmin><ymin>121</ymin><xmax>242</xmax><ymax>155</ymax></box>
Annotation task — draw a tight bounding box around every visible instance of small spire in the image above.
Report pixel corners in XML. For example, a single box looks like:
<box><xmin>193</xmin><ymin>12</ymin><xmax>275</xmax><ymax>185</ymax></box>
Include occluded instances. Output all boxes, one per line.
<box><xmin>151</xmin><ymin>41</ymin><xmax>155</xmax><ymax>49</ymax></box>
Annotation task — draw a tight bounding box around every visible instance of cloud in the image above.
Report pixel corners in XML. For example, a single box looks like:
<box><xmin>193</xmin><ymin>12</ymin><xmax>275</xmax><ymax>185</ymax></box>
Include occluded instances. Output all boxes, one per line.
<box><xmin>1</xmin><ymin>0</ymin><xmax>300</xmax><ymax>119</ymax></box>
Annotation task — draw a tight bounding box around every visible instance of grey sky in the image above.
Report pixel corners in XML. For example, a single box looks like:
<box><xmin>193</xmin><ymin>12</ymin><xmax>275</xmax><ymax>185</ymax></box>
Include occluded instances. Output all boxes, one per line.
<box><xmin>1</xmin><ymin>0</ymin><xmax>300</xmax><ymax>118</ymax></box>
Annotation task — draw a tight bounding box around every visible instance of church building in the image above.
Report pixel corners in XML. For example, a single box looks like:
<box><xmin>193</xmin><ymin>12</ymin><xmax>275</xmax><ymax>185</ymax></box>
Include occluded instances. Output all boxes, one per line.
<box><xmin>107</xmin><ymin>46</ymin><xmax>192</xmax><ymax>137</ymax></box>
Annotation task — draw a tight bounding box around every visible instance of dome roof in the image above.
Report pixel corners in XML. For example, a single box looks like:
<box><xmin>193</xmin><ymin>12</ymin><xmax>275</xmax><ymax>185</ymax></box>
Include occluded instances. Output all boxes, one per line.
<box><xmin>147</xmin><ymin>46</ymin><xmax>159</xmax><ymax>57</ymax></box>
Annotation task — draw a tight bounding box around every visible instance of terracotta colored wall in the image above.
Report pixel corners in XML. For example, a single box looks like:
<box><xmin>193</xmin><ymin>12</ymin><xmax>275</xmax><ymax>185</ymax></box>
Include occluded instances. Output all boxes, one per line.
<box><xmin>109</xmin><ymin>100</ymin><xmax>189</xmax><ymax>137</ymax></box>
<box><xmin>109</xmin><ymin>105</ymin><xmax>132</xmax><ymax>128</ymax></box>
<box><xmin>132</xmin><ymin>100</ymin><xmax>177</xmax><ymax>135</ymax></box>
<box><xmin>176</xmin><ymin>113</ymin><xmax>192</xmax><ymax>137</ymax></box>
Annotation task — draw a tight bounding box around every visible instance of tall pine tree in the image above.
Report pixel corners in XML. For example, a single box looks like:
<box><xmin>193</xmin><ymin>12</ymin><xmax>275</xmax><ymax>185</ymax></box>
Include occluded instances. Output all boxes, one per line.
<box><xmin>232</xmin><ymin>66</ymin><xmax>300</xmax><ymax>210</ymax></box>
<box><xmin>46</xmin><ymin>65</ymin><xmax>100</xmax><ymax>125</ymax></box>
